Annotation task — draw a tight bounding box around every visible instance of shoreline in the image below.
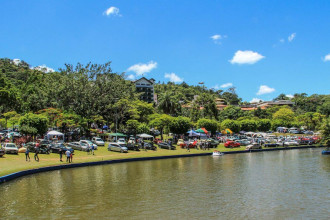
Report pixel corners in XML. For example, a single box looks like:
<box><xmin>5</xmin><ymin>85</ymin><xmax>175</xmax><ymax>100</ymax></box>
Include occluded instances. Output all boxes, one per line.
<box><xmin>0</xmin><ymin>145</ymin><xmax>325</xmax><ymax>184</ymax></box>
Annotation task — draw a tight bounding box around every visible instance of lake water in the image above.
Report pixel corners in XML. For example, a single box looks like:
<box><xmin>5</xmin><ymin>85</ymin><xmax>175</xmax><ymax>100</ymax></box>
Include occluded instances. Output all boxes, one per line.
<box><xmin>0</xmin><ymin>149</ymin><xmax>329</xmax><ymax>219</ymax></box>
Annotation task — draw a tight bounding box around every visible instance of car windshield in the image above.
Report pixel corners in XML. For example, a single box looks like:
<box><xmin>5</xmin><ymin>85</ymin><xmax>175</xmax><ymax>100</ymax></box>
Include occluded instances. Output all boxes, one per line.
<box><xmin>95</xmin><ymin>138</ymin><xmax>103</xmax><ymax>141</ymax></box>
<box><xmin>6</xmin><ymin>144</ymin><xmax>16</xmax><ymax>148</ymax></box>
<box><xmin>86</xmin><ymin>141</ymin><xmax>93</xmax><ymax>144</ymax></box>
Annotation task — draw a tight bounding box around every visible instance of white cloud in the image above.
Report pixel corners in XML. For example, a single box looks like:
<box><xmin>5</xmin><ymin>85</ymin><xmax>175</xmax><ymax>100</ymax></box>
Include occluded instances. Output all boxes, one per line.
<box><xmin>104</xmin><ymin>6</ymin><xmax>120</xmax><ymax>16</ymax></box>
<box><xmin>34</xmin><ymin>65</ymin><xmax>55</xmax><ymax>73</ymax></box>
<box><xmin>257</xmin><ymin>85</ymin><xmax>275</xmax><ymax>95</ymax></box>
<box><xmin>210</xmin><ymin>34</ymin><xmax>227</xmax><ymax>44</ymax></box>
<box><xmin>127</xmin><ymin>74</ymin><xmax>135</xmax><ymax>80</ymax></box>
<box><xmin>288</xmin><ymin>33</ymin><xmax>296</xmax><ymax>42</ymax></box>
<box><xmin>279</xmin><ymin>39</ymin><xmax>285</xmax><ymax>43</ymax></box>
<box><xmin>220</xmin><ymin>83</ymin><xmax>233</xmax><ymax>88</ymax></box>
<box><xmin>286</xmin><ymin>94</ymin><xmax>294</xmax><ymax>99</ymax></box>
<box><xmin>323</xmin><ymin>54</ymin><xmax>330</xmax><ymax>62</ymax></box>
<box><xmin>211</xmin><ymin>34</ymin><xmax>221</xmax><ymax>40</ymax></box>
<box><xmin>127</xmin><ymin>61</ymin><xmax>157</xmax><ymax>76</ymax></box>
<box><xmin>164</xmin><ymin>72</ymin><xmax>183</xmax><ymax>83</ymax></box>
<box><xmin>230</xmin><ymin>50</ymin><xmax>265</xmax><ymax>64</ymax></box>
<box><xmin>250</xmin><ymin>98</ymin><xmax>263</xmax><ymax>103</ymax></box>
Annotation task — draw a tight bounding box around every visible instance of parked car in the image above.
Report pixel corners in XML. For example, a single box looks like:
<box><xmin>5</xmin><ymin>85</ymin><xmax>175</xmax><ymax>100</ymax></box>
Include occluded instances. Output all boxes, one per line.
<box><xmin>158</xmin><ymin>142</ymin><xmax>176</xmax><ymax>150</ymax></box>
<box><xmin>67</xmin><ymin>142</ymin><xmax>89</xmax><ymax>151</ymax></box>
<box><xmin>0</xmin><ymin>147</ymin><xmax>5</xmax><ymax>157</ymax></box>
<box><xmin>264</xmin><ymin>143</ymin><xmax>279</xmax><ymax>147</ymax></box>
<box><xmin>153</xmin><ymin>138</ymin><xmax>162</xmax><ymax>144</ymax></box>
<box><xmin>224</xmin><ymin>141</ymin><xmax>240</xmax><ymax>148</ymax></box>
<box><xmin>92</xmin><ymin>137</ymin><xmax>105</xmax><ymax>146</ymax></box>
<box><xmin>117</xmin><ymin>138</ymin><xmax>127</xmax><ymax>145</ymax></box>
<box><xmin>138</xmin><ymin>141</ymin><xmax>157</xmax><ymax>150</ymax></box>
<box><xmin>236</xmin><ymin>139</ymin><xmax>250</xmax><ymax>146</ymax></box>
<box><xmin>207</xmin><ymin>138</ymin><xmax>219</xmax><ymax>148</ymax></box>
<box><xmin>3</xmin><ymin>143</ymin><xmax>19</xmax><ymax>154</ymax></box>
<box><xmin>80</xmin><ymin>140</ymin><xmax>98</xmax><ymax>150</ymax></box>
<box><xmin>246</xmin><ymin>143</ymin><xmax>262</xmax><ymax>150</ymax></box>
<box><xmin>50</xmin><ymin>143</ymin><xmax>74</xmax><ymax>154</ymax></box>
<box><xmin>176</xmin><ymin>139</ymin><xmax>185</xmax><ymax>146</ymax></box>
<box><xmin>284</xmin><ymin>141</ymin><xmax>299</xmax><ymax>146</ymax></box>
<box><xmin>25</xmin><ymin>142</ymin><xmax>50</xmax><ymax>154</ymax></box>
<box><xmin>108</xmin><ymin>143</ymin><xmax>128</xmax><ymax>153</ymax></box>
<box><xmin>126</xmin><ymin>143</ymin><xmax>140</xmax><ymax>151</ymax></box>
<box><xmin>128</xmin><ymin>137</ymin><xmax>136</xmax><ymax>144</ymax></box>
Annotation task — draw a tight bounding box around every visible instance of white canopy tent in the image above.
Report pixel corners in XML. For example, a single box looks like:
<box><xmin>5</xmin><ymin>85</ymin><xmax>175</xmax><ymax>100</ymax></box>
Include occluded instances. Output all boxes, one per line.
<box><xmin>137</xmin><ymin>133</ymin><xmax>153</xmax><ymax>138</ymax></box>
<box><xmin>47</xmin><ymin>130</ymin><xmax>64</xmax><ymax>143</ymax></box>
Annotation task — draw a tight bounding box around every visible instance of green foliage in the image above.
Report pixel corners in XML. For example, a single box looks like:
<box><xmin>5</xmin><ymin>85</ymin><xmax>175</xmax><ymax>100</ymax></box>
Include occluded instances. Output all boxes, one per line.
<box><xmin>221</xmin><ymin>119</ymin><xmax>240</xmax><ymax>133</ymax></box>
<box><xmin>239</xmin><ymin>119</ymin><xmax>257</xmax><ymax>132</ymax></box>
<box><xmin>196</xmin><ymin>118</ymin><xmax>219</xmax><ymax>134</ymax></box>
<box><xmin>257</xmin><ymin>119</ymin><xmax>271</xmax><ymax>132</ymax></box>
<box><xmin>19</xmin><ymin>125</ymin><xmax>38</xmax><ymax>135</ymax></box>
<box><xmin>271</xmin><ymin>119</ymin><xmax>287</xmax><ymax>130</ymax></box>
<box><xmin>296</xmin><ymin>112</ymin><xmax>325</xmax><ymax>130</ymax></box>
<box><xmin>169</xmin><ymin>116</ymin><xmax>191</xmax><ymax>134</ymax></box>
<box><xmin>19</xmin><ymin>113</ymin><xmax>49</xmax><ymax>135</ymax></box>
<box><xmin>320</xmin><ymin>116</ymin><xmax>330</xmax><ymax>146</ymax></box>
<box><xmin>136</xmin><ymin>123</ymin><xmax>149</xmax><ymax>134</ymax></box>
<box><xmin>273</xmin><ymin>107</ymin><xmax>295</xmax><ymax>122</ymax></box>
<box><xmin>219</xmin><ymin>106</ymin><xmax>244</xmax><ymax>120</ymax></box>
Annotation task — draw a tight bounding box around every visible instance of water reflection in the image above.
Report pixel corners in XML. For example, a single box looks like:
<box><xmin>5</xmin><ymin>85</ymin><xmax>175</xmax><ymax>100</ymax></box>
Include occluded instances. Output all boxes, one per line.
<box><xmin>0</xmin><ymin>149</ymin><xmax>329</xmax><ymax>219</ymax></box>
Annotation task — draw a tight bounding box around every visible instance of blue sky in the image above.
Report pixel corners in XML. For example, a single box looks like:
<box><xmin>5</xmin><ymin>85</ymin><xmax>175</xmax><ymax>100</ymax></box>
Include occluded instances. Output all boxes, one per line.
<box><xmin>1</xmin><ymin>0</ymin><xmax>329</xmax><ymax>102</ymax></box>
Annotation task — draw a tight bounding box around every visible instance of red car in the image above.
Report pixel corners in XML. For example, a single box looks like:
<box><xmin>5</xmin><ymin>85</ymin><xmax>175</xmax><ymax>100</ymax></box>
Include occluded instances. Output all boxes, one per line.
<box><xmin>224</xmin><ymin>141</ymin><xmax>240</xmax><ymax>148</ymax></box>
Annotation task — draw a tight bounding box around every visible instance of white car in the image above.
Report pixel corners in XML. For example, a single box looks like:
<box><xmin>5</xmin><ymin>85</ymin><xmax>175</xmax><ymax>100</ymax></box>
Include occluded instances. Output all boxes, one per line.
<box><xmin>3</xmin><ymin>143</ymin><xmax>19</xmax><ymax>154</ymax></box>
<box><xmin>284</xmin><ymin>141</ymin><xmax>299</xmax><ymax>146</ymax></box>
<box><xmin>92</xmin><ymin>137</ymin><xmax>105</xmax><ymax>146</ymax></box>
<box><xmin>80</xmin><ymin>140</ymin><xmax>98</xmax><ymax>150</ymax></box>
<box><xmin>117</xmin><ymin>138</ymin><xmax>127</xmax><ymax>145</ymax></box>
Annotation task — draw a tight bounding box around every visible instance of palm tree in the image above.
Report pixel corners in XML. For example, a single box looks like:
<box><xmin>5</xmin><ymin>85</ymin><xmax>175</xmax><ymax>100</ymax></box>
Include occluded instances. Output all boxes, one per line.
<box><xmin>157</xmin><ymin>91</ymin><xmax>179</xmax><ymax>115</ymax></box>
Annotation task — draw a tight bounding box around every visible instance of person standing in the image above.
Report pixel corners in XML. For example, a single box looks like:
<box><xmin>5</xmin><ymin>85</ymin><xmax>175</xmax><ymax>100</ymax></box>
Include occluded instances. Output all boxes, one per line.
<box><xmin>91</xmin><ymin>144</ymin><xmax>95</xmax><ymax>155</ymax></box>
<box><xmin>59</xmin><ymin>149</ymin><xmax>63</xmax><ymax>162</ymax></box>
<box><xmin>186</xmin><ymin>144</ymin><xmax>190</xmax><ymax>152</ymax></box>
<box><xmin>66</xmin><ymin>149</ymin><xmax>71</xmax><ymax>163</ymax></box>
<box><xmin>25</xmin><ymin>147</ymin><xmax>30</xmax><ymax>161</ymax></box>
<box><xmin>34</xmin><ymin>145</ymin><xmax>39</xmax><ymax>161</ymax></box>
<box><xmin>70</xmin><ymin>151</ymin><xmax>73</xmax><ymax>163</ymax></box>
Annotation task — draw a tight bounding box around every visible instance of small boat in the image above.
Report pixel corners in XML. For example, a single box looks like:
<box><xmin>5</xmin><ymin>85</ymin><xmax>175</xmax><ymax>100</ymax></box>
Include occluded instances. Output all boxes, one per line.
<box><xmin>212</xmin><ymin>150</ymin><xmax>224</xmax><ymax>156</ymax></box>
<box><xmin>321</xmin><ymin>147</ymin><xmax>330</xmax><ymax>155</ymax></box>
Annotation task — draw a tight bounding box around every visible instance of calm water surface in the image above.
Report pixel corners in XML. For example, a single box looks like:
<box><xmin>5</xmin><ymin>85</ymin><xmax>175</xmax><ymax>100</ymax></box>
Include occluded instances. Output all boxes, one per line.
<box><xmin>0</xmin><ymin>149</ymin><xmax>329</xmax><ymax>219</ymax></box>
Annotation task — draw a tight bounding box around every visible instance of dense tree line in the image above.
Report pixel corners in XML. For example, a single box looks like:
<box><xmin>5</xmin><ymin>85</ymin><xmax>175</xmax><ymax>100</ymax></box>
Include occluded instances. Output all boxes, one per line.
<box><xmin>0</xmin><ymin>58</ymin><xmax>329</xmax><ymax>142</ymax></box>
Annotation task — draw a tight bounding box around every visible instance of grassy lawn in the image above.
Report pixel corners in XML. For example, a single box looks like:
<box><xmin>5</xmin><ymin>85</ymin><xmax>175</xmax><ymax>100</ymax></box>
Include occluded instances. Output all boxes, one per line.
<box><xmin>0</xmin><ymin>142</ymin><xmax>313</xmax><ymax>177</ymax></box>
<box><xmin>0</xmin><ymin>143</ymin><xmax>216</xmax><ymax>177</ymax></box>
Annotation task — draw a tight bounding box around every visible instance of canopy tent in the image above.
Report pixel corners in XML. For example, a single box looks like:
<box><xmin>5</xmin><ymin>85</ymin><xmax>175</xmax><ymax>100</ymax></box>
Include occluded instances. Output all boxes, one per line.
<box><xmin>47</xmin><ymin>130</ymin><xmax>64</xmax><ymax>143</ymax></box>
<box><xmin>109</xmin><ymin>133</ymin><xmax>127</xmax><ymax>137</ymax></box>
<box><xmin>221</xmin><ymin>128</ymin><xmax>233</xmax><ymax>135</ymax></box>
<box><xmin>201</xmin><ymin>128</ymin><xmax>208</xmax><ymax>134</ymax></box>
<box><xmin>187</xmin><ymin>130</ymin><xmax>199</xmax><ymax>137</ymax></box>
<box><xmin>137</xmin><ymin>133</ymin><xmax>153</xmax><ymax>138</ymax></box>
<box><xmin>195</xmin><ymin>129</ymin><xmax>205</xmax><ymax>133</ymax></box>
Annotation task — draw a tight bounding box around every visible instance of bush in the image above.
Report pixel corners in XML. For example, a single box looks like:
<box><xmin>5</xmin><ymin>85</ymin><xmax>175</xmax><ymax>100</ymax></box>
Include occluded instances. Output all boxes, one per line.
<box><xmin>196</xmin><ymin>118</ymin><xmax>219</xmax><ymax>134</ymax></box>
<box><xmin>221</xmin><ymin>119</ymin><xmax>240</xmax><ymax>133</ymax></box>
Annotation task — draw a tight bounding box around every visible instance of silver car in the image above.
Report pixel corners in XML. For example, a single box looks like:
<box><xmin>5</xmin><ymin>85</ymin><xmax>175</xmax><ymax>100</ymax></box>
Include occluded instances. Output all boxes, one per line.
<box><xmin>80</xmin><ymin>140</ymin><xmax>98</xmax><ymax>150</ymax></box>
<box><xmin>108</xmin><ymin>143</ymin><xmax>128</xmax><ymax>153</ymax></box>
<box><xmin>3</xmin><ymin>143</ymin><xmax>19</xmax><ymax>154</ymax></box>
<box><xmin>92</xmin><ymin>137</ymin><xmax>105</xmax><ymax>146</ymax></box>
